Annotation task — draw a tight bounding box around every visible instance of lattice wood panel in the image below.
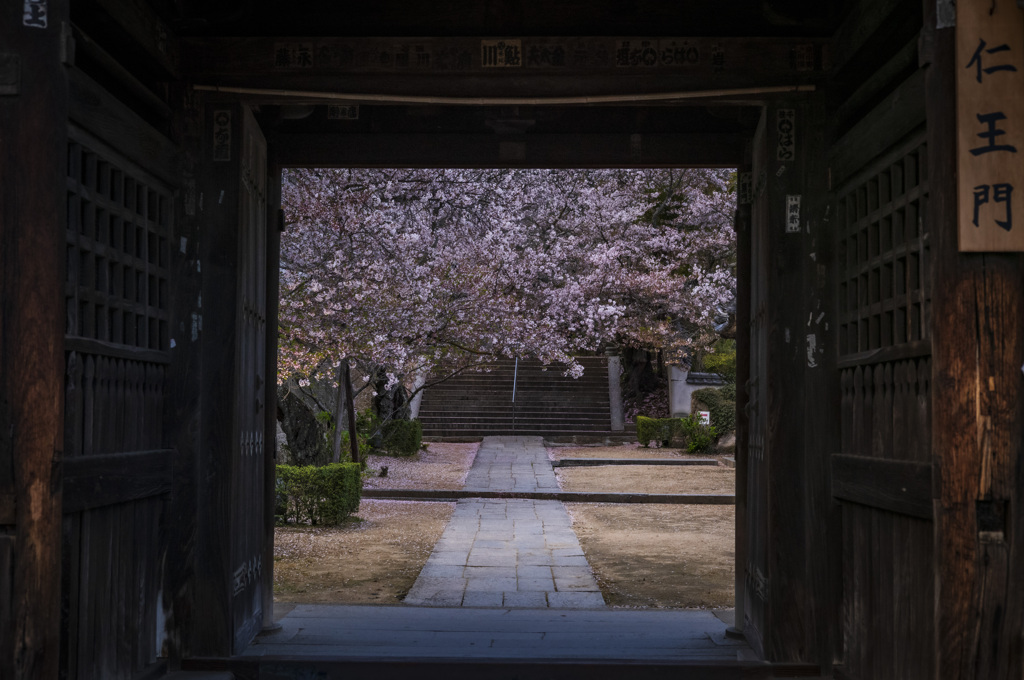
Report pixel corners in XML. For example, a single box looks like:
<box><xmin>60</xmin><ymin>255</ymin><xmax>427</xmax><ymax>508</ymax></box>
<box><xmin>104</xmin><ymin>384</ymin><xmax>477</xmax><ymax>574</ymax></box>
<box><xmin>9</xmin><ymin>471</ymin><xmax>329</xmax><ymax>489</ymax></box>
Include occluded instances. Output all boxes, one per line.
<box><xmin>837</xmin><ymin>138</ymin><xmax>931</xmax><ymax>357</ymax></box>
<box><xmin>66</xmin><ymin>133</ymin><xmax>172</xmax><ymax>351</ymax></box>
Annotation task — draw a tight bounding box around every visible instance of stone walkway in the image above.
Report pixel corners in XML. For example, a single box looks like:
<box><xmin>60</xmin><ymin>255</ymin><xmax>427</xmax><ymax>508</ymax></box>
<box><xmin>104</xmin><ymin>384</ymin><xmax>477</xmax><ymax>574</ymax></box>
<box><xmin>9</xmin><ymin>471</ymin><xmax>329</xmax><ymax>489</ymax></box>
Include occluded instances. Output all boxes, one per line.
<box><xmin>462</xmin><ymin>436</ymin><xmax>561</xmax><ymax>492</ymax></box>
<box><xmin>405</xmin><ymin>436</ymin><xmax>604</xmax><ymax>608</ymax></box>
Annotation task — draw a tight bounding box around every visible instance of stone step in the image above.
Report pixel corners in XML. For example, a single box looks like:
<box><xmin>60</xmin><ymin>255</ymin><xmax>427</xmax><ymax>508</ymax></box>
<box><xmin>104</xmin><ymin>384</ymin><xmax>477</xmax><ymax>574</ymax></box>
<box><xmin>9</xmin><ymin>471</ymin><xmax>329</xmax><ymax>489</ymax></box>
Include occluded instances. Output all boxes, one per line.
<box><xmin>421</xmin><ymin>426</ymin><xmax>615</xmax><ymax>436</ymax></box>
<box><xmin>418</xmin><ymin>408</ymin><xmax>612</xmax><ymax>417</ymax></box>
<box><xmin>420</xmin><ymin>356</ymin><xmax>615</xmax><ymax>438</ymax></box>
<box><xmin>424</xmin><ymin>379</ymin><xmax>609</xmax><ymax>389</ymax></box>
<box><xmin>422</xmin><ymin>391</ymin><xmax>606</xmax><ymax>399</ymax></box>
<box><xmin>421</xmin><ymin>400</ymin><xmax>609</xmax><ymax>409</ymax></box>
<box><xmin>420</xmin><ymin>416</ymin><xmax>613</xmax><ymax>426</ymax></box>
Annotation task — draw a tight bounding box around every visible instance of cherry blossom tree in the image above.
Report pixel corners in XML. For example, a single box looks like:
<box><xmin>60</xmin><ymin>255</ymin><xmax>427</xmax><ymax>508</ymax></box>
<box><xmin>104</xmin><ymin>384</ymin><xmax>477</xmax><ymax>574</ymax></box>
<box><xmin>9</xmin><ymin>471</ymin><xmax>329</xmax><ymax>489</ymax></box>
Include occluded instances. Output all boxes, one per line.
<box><xmin>277</xmin><ymin>167</ymin><xmax>736</xmax><ymax>415</ymax></box>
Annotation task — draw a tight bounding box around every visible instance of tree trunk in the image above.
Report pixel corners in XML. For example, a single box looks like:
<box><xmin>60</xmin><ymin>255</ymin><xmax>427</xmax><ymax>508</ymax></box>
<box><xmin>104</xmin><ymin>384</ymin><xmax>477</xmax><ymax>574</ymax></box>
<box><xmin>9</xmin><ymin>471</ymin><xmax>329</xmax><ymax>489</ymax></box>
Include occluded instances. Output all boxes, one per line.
<box><xmin>330</xmin><ymin>361</ymin><xmax>346</xmax><ymax>463</ymax></box>
<box><xmin>276</xmin><ymin>385</ymin><xmax>332</xmax><ymax>466</ymax></box>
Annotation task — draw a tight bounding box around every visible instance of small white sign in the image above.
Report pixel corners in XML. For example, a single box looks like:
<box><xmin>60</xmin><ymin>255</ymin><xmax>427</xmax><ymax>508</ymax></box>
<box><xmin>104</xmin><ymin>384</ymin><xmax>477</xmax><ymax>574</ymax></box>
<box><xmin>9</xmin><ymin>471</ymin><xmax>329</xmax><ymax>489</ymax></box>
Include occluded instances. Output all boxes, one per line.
<box><xmin>699</xmin><ymin>411</ymin><xmax>711</xmax><ymax>426</ymax></box>
<box><xmin>786</xmin><ymin>194</ymin><xmax>802</xmax><ymax>233</ymax></box>
<box><xmin>328</xmin><ymin>105</ymin><xmax>359</xmax><ymax>120</ymax></box>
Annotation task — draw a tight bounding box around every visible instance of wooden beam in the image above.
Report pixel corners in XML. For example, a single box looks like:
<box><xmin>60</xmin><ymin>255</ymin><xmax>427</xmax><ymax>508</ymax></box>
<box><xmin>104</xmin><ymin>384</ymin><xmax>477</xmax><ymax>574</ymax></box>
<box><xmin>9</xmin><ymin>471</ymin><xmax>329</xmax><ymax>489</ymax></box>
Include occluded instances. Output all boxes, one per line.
<box><xmin>62</xmin><ymin>450</ymin><xmax>172</xmax><ymax>514</ymax></box>
<box><xmin>87</xmin><ymin>0</ymin><xmax>180</xmax><ymax>76</ymax></box>
<box><xmin>272</xmin><ymin>132</ymin><xmax>746</xmax><ymax>168</ymax></box>
<box><xmin>830</xmin><ymin>68</ymin><xmax>926</xmax><ymax>186</ymax></box>
<box><xmin>831</xmin><ymin>0</ymin><xmax>919</xmax><ymax>76</ymax></box>
<box><xmin>68</xmin><ymin>67</ymin><xmax>178</xmax><ymax>186</ymax></box>
<box><xmin>182</xmin><ymin>35</ymin><xmax>828</xmax><ymax>101</ymax></box>
<box><xmin>0</xmin><ymin>1</ymin><xmax>69</xmax><ymax>678</ymax></box>
<box><xmin>831</xmin><ymin>454</ymin><xmax>933</xmax><ymax>520</ymax></box>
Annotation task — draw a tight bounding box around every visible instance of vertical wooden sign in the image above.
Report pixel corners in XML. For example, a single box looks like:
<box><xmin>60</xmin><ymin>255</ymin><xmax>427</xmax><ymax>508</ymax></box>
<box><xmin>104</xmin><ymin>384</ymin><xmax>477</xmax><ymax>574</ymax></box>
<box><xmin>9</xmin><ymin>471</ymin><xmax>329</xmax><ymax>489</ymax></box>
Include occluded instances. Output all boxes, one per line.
<box><xmin>957</xmin><ymin>2</ymin><xmax>1024</xmax><ymax>251</ymax></box>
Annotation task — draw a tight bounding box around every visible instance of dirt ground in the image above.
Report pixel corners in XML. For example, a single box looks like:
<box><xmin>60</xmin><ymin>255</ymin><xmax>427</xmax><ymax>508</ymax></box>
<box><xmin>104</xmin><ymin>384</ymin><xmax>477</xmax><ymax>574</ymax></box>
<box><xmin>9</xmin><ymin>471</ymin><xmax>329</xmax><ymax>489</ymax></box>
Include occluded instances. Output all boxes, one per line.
<box><xmin>566</xmin><ymin>504</ymin><xmax>734</xmax><ymax>608</ymax></box>
<box><xmin>362</xmin><ymin>441</ymin><xmax>479</xmax><ymax>490</ymax></box>
<box><xmin>548</xmin><ymin>443</ymin><xmax>732</xmax><ymax>464</ymax></box>
<box><xmin>274</xmin><ymin>440</ymin><xmax>735</xmax><ymax>608</ymax></box>
<box><xmin>274</xmin><ymin>499</ymin><xmax>454</xmax><ymax>604</ymax></box>
<box><xmin>555</xmin><ymin>466</ymin><xmax>735</xmax><ymax>495</ymax></box>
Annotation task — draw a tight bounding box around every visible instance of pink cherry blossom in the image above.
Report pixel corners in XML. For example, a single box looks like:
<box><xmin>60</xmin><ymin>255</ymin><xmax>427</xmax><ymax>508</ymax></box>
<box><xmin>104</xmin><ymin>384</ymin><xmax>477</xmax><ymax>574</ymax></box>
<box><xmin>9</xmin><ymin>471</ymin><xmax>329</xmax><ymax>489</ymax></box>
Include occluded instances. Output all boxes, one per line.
<box><xmin>278</xmin><ymin>168</ymin><xmax>736</xmax><ymax>392</ymax></box>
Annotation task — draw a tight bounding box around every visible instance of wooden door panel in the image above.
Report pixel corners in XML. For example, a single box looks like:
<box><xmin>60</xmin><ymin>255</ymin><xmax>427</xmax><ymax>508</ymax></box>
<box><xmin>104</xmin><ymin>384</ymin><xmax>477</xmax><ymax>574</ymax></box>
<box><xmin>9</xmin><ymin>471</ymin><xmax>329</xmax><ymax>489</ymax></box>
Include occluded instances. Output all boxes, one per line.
<box><xmin>61</xmin><ymin>94</ymin><xmax>176</xmax><ymax>679</ymax></box>
<box><xmin>229</xmin><ymin>106</ymin><xmax>268</xmax><ymax>654</ymax></box>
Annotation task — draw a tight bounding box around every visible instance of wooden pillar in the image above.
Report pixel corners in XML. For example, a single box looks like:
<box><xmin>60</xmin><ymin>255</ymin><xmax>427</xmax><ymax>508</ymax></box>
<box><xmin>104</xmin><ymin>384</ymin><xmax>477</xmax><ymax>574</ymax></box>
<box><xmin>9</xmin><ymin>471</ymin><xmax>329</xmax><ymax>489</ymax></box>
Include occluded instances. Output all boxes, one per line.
<box><xmin>748</xmin><ymin>94</ymin><xmax>838</xmax><ymax>665</ymax></box>
<box><xmin>193</xmin><ymin>101</ymin><xmax>269</xmax><ymax>656</ymax></box>
<box><xmin>925</xmin><ymin>3</ymin><xmax>1024</xmax><ymax>678</ymax></box>
<box><xmin>731</xmin><ymin>161</ymin><xmax>752</xmax><ymax>638</ymax></box>
<box><xmin>163</xmin><ymin>85</ymin><xmax>206</xmax><ymax>663</ymax></box>
<box><xmin>262</xmin><ymin>157</ymin><xmax>282</xmax><ymax>631</ymax></box>
<box><xmin>193</xmin><ymin>102</ymin><xmax>243</xmax><ymax>656</ymax></box>
<box><xmin>0</xmin><ymin>2</ymin><xmax>69</xmax><ymax>678</ymax></box>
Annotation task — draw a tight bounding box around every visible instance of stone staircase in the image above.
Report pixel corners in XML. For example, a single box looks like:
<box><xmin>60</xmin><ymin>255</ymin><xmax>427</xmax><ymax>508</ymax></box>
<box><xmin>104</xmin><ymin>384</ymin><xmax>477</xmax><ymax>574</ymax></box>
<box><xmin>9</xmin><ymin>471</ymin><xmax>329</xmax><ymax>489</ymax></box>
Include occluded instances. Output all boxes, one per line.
<box><xmin>418</xmin><ymin>357</ymin><xmax>631</xmax><ymax>442</ymax></box>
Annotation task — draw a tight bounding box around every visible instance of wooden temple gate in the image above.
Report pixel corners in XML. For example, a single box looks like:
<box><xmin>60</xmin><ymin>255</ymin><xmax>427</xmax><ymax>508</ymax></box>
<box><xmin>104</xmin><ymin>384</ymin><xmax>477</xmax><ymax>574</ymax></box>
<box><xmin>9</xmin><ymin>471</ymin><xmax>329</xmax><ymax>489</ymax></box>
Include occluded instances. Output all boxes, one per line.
<box><xmin>1</xmin><ymin>1</ymin><xmax>1023</xmax><ymax>679</ymax></box>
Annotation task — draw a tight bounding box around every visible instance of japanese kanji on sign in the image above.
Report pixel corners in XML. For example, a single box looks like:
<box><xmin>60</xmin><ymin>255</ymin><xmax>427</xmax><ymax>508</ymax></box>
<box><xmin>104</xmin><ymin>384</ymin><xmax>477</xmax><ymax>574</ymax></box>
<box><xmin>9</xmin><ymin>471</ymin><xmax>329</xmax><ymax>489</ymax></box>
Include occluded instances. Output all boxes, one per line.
<box><xmin>956</xmin><ymin>2</ymin><xmax>1024</xmax><ymax>251</ymax></box>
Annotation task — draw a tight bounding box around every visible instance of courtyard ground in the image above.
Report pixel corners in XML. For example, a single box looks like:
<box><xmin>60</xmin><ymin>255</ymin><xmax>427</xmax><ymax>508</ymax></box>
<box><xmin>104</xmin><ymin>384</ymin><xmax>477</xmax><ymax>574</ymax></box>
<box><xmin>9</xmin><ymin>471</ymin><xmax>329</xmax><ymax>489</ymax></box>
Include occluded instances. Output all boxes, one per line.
<box><xmin>274</xmin><ymin>440</ymin><xmax>735</xmax><ymax>608</ymax></box>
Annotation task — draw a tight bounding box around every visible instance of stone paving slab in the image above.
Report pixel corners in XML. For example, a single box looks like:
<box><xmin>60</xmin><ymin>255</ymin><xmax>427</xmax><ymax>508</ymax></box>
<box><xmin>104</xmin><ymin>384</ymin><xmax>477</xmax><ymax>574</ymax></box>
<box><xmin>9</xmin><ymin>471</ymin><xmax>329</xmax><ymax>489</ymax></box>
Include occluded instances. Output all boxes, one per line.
<box><xmin>406</xmin><ymin>436</ymin><xmax>607</xmax><ymax>609</ymax></box>
<box><xmin>405</xmin><ymin>498</ymin><xmax>604</xmax><ymax>608</ymax></box>
<box><xmin>462</xmin><ymin>436</ymin><xmax>558</xmax><ymax>492</ymax></box>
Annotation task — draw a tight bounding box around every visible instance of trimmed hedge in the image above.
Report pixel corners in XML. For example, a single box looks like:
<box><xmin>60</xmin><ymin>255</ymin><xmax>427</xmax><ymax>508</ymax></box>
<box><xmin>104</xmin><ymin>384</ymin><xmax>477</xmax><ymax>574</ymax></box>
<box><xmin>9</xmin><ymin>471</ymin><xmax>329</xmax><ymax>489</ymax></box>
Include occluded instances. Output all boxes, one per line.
<box><xmin>636</xmin><ymin>413</ymin><xmax>718</xmax><ymax>454</ymax></box>
<box><xmin>691</xmin><ymin>383</ymin><xmax>736</xmax><ymax>435</ymax></box>
<box><xmin>380</xmin><ymin>418</ymin><xmax>422</xmax><ymax>457</ymax></box>
<box><xmin>276</xmin><ymin>463</ymin><xmax>361</xmax><ymax>525</ymax></box>
<box><xmin>637</xmin><ymin>415</ymin><xmax>677</xmax><ymax>448</ymax></box>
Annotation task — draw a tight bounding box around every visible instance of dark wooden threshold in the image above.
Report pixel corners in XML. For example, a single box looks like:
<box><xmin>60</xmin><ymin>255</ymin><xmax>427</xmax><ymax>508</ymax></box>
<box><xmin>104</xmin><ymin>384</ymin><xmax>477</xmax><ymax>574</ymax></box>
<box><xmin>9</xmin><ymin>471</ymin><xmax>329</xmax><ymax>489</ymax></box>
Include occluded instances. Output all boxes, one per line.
<box><xmin>184</xmin><ymin>656</ymin><xmax>821</xmax><ymax>680</ymax></box>
<box><xmin>831</xmin><ymin>453</ymin><xmax>933</xmax><ymax>519</ymax></box>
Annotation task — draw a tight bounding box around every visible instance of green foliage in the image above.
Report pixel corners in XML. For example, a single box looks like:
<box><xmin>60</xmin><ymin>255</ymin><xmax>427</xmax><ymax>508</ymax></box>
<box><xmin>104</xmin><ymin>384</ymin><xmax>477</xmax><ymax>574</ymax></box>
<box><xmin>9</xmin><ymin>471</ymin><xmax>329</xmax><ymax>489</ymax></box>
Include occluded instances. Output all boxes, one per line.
<box><xmin>702</xmin><ymin>338</ymin><xmax>737</xmax><ymax>382</ymax></box>
<box><xmin>691</xmin><ymin>383</ymin><xmax>736</xmax><ymax>435</ymax></box>
<box><xmin>677</xmin><ymin>412</ymin><xmax>719</xmax><ymax>454</ymax></box>
<box><xmin>380</xmin><ymin>419</ymin><xmax>423</xmax><ymax>457</ymax></box>
<box><xmin>356</xmin><ymin>407</ymin><xmax>380</xmax><ymax>435</ymax></box>
<box><xmin>276</xmin><ymin>463</ymin><xmax>361</xmax><ymax>525</ymax></box>
<box><xmin>339</xmin><ymin>430</ymin><xmax>373</xmax><ymax>461</ymax></box>
<box><xmin>637</xmin><ymin>415</ymin><xmax>676</xmax><ymax>448</ymax></box>
<box><xmin>316</xmin><ymin>409</ymin><xmax>374</xmax><ymax>462</ymax></box>
<box><xmin>636</xmin><ymin>413</ymin><xmax>718</xmax><ymax>454</ymax></box>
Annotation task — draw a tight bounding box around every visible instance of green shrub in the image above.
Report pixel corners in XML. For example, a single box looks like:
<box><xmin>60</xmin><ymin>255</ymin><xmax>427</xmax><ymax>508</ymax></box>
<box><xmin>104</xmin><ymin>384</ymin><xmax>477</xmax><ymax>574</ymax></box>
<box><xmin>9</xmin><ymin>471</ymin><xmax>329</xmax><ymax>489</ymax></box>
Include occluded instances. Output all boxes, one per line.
<box><xmin>691</xmin><ymin>384</ymin><xmax>736</xmax><ymax>435</ymax></box>
<box><xmin>637</xmin><ymin>415</ymin><xmax>676</xmax><ymax>447</ymax></box>
<box><xmin>380</xmin><ymin>418</ymin><xmax>423</xmax><ymax>457</ymax></box>
<box><xmin>339</xmin><ymin>430</ymin><xmax>373</xmax><ymax>462</ymax></box>
<box><xmin>637</xmin><ymin>414</ymin><xmax>718</xmax><ymax>453</ymax></box>
<box><xmin>276</xmin><ymin>463</ymin><xmax>361</xmax><ymax>525</ymax></box>
<box><xmin>678</xmin><ymin>412</ymin><xmax>719</xmax><ymax>454</ymax></box>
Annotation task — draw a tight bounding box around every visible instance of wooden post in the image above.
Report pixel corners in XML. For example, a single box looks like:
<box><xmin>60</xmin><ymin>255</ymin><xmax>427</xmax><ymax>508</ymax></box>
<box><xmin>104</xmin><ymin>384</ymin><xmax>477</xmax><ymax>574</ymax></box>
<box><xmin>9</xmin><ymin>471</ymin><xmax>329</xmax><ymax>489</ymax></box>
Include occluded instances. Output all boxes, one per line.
<box><xmin>925</xmin><ymin>2</ymin><xmax>1024</xmax><ymax>677</ymax></box>
<box><xmin>0</xmin><ymin>1</ymin><xmax>69</xmax><ymax>678</ymax></box>
<box><xmin>748</xmin><ymin>95</ymin><xmax>837</xmax><ymax>665</ymax></box>
<box><xmin>345</xmin><ymin>361</ymin><xmax>359</xmax><ymax>465</ymax></box>
<box><xmin>262</xmin><ymin>160</ymin><xmax>282</xmax><ymax>631</ymax></box>
<box><xmin>164</xmin><ymin>84</ymin><xmax>206</xmax><ymax>664</ymax></box>
<box><xmin>730</xmin><ymin>161</ymin><xmax>752</xmax><ymax>639</ymax></box>
<box><xmin>331</xmin><ymin>361</ymin><xmax>346</xmax><ymax>463</ymax></box>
